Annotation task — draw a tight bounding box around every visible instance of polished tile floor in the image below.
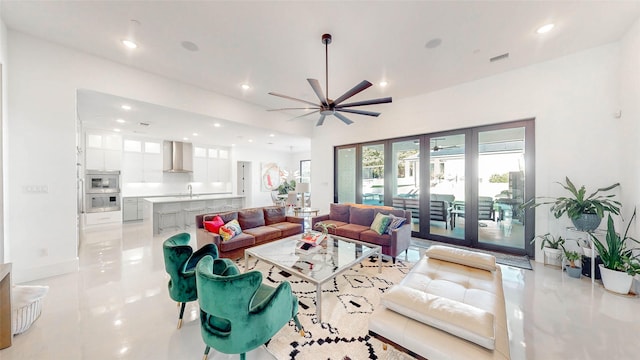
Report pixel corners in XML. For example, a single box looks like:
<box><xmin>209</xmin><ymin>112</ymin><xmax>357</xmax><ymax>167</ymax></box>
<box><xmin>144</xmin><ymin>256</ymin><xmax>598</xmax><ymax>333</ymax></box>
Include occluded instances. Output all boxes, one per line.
<box><xmin>2</xmin><ymin>221</ymin><xmax>639</xmax><ymax>359</ymax></box>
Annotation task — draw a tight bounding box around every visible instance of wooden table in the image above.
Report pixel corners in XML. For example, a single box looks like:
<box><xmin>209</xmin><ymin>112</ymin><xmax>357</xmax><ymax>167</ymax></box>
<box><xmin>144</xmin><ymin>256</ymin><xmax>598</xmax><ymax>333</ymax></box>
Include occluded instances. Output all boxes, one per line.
<box><xmin>0</xmin><ymin>263</ymin><xmax>11</xmax><ymax>349</ymax></box>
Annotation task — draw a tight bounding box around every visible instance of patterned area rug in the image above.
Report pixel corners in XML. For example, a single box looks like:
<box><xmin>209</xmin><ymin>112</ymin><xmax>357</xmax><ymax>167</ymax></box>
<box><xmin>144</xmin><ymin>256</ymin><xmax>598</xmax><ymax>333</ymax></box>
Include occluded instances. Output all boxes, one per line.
<box><xmin>239</xmin><ymin>256</ymin><xmax>416</xmax><ymax>360</ymax></box>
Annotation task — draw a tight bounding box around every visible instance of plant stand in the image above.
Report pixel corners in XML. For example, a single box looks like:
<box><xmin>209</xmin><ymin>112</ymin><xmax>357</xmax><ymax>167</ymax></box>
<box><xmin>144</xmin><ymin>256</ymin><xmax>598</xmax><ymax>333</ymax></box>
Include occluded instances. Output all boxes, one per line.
<box><xmin>567</xmin><ymin>227</ymin><xmax>605</xmax><ymax>285</ymax></box>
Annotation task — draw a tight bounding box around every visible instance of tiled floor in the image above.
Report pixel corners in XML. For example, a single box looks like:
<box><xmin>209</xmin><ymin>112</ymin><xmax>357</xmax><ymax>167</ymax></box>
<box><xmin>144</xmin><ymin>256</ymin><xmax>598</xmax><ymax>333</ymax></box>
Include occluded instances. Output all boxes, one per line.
<box><xmin>2</xmin><ymin>221</ymin><xmax>639</xmax><ymax>359</ymax></box>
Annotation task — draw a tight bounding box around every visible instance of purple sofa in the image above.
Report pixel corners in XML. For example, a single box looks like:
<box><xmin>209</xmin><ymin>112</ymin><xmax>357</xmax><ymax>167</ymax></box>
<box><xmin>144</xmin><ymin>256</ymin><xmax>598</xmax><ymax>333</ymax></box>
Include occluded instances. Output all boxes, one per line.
<box><xmin>311</xmin><ymin>203</ymin><xmax>412</xmax><ymax>262</ymax></box>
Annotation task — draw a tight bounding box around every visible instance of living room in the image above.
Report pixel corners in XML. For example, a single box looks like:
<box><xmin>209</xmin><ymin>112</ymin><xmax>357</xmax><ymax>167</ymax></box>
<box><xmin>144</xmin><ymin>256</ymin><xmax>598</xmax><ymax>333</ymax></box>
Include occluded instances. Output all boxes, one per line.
<box><xmin>1</xmin><ymin>1</ymin><xmax>640</xmax><ymax>359</ymax></box>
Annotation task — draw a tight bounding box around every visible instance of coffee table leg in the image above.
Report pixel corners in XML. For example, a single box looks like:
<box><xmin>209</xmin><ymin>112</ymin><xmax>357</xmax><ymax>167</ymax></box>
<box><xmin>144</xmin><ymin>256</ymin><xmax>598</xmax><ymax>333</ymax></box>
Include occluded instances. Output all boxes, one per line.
<box><xmin>378</xmin><ymin>251</ymin><xmax>382</xmax><ymax>273</ymax></box>
<box><xmin>316</xmin><ymin>283</ymin><xmax>322</xmax><ymax>321</ymax></box>
<box><xmin>244</xmin><ymin>252</ymin><xmax>249</xmax><ymax>271</ymax></box>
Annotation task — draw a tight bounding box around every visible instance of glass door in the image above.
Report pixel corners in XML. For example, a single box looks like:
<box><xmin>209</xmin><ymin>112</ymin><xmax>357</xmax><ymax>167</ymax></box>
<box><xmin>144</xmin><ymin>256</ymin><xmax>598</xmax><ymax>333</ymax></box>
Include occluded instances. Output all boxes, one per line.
<box><xmin>391</xmin><ymin>139</ymin><xmax>420</xmax><ymax>232</ymax></box>
<box><xmin>361</xmin><ymin>143</ymin><xmax>384</xmax><ymax>205</ymax></box>
<box><xmin>335</xmin><ymin>146</ymin><xmax>356</xmax><ymax>203</ymax></box>
<box><xmin>475</xmin><ymin>126</ymin><xmax>529</xmax><ymax>252</ymax></box>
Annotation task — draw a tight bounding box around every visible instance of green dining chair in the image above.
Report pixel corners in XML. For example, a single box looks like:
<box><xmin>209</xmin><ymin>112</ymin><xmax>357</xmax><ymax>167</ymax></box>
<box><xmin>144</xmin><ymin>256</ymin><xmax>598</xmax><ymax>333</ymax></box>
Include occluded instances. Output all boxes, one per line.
<box><xmin>196</xmin><ymin>255</ymin><xmax>304</xmax><ymax>360</ymax></box>
<box><xmin>162</xmin><ymin>232</ymin><xmax>221</xmax><ymax>329</ymax></box>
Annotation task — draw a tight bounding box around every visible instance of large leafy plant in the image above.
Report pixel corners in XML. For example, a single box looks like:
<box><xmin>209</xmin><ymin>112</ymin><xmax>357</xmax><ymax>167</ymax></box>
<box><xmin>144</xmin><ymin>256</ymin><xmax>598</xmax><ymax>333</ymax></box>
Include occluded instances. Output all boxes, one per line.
<box><xmin>589</xmin><ymin>210</ymin><xmax>640</xmax><ymax>276</ymax></box>
<box><xmin>522</xmin><ymin>177</ymin><xmax>620</xmax><ymax>220</ymax></box>
<box><xmin>531</xmin><ymin>233</ymin><xmax>565</xmax><ymax>249</ymax></box>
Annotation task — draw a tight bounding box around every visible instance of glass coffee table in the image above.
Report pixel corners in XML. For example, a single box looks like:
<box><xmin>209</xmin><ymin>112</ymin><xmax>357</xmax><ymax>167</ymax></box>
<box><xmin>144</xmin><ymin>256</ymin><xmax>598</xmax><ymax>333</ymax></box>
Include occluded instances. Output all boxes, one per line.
<box><xmin>245</xmin><ymin>233</ymin><xmax>381</xmax><ymax>321</ymax></box>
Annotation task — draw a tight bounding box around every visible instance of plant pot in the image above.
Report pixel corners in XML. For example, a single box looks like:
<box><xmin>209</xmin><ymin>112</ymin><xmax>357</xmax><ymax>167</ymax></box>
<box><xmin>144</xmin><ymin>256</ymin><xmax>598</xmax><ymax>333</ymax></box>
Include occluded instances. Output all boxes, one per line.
<box><xmin>565</xmin><ymin>265</ymin><xmax>582</xmax><ymax>278</ymax></box>
<box><xmin>599</xmin><ymin>264</ymin><xmax>633</xmax><ymax>295</ymax></box>
<box><xmin>543</xmin><ymin>247</ymin><xmax>563</xmax><ymax>267</ymax></box>
<box><xmin>571</xmin><ymin>213</ymin><xmax>602</xmax><ymax>232</ymax></box>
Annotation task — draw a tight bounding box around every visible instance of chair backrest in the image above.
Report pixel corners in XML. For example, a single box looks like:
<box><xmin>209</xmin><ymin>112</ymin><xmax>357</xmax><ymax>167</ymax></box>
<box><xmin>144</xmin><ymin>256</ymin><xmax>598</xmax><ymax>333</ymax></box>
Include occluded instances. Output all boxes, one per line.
<box><xmin>478</xmin><ymin>196</ymin><xmax>494</xmax><ymax>221</ymax></box>
<box><xmin>162</xmin><ymin>233</ymin><xmax>197</xmax><ymax>302</ymax></box>
<box><xmin>286</xmin><ymin>191</ymin><xmax>297</xmax><ymax>206</ymax></box>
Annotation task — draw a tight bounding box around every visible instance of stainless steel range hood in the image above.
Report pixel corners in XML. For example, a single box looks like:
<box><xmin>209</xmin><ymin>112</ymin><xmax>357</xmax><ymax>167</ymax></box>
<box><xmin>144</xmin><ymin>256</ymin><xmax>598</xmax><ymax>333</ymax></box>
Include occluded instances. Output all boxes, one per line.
<box><xmin>163</xmin><ymin>141</ymin><xmax>193</xmax><ymax>173</ymax></box>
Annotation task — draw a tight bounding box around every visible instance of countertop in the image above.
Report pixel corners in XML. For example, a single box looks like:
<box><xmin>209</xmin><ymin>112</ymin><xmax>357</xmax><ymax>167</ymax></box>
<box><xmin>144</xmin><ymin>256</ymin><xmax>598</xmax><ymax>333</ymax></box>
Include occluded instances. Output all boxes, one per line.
<box><xmin>143</xmin><ymin>194</ymin><xmax>244</xmax><ymax>204</ymax></box>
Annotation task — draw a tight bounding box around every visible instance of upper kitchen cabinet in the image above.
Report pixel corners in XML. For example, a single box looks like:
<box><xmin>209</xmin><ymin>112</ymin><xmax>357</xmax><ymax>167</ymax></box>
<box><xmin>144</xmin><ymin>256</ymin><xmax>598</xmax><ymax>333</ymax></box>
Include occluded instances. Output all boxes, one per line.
<box><xmin>193</xmin><ymin>145</ymin><xmax>231</xmax><ymax>184</ymax></box>
<box><xmin>122</xmin><ymin>138</ymin><xmax>163</xmax><ymax>183</ymax></box>
<box><xmin>85</xmin><ymin>131</ymin><xmax>122</xmax><ymax>171</ymax></box>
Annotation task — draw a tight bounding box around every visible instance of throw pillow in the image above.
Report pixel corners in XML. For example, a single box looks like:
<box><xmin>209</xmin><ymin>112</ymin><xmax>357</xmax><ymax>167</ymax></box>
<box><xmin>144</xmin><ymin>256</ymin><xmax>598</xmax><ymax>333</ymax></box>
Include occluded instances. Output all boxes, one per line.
<box><xmin>386</xmin><ymin>214</ymin><xmax>407</xmax><ymax>234</ymax></box>
<box><xmin>370</xmin><ymin>213</ymin><xmax>391</xmax><ymax>235</ymax></box>
<box><xmin>204</xmin><ymin>215</ymin><xmax>225</xmax><ymax>233</ymax></box>
<box><xmin>219</xmin><ymin>219</ymin><xmax>243</xmax><ymax>242</ymax></box>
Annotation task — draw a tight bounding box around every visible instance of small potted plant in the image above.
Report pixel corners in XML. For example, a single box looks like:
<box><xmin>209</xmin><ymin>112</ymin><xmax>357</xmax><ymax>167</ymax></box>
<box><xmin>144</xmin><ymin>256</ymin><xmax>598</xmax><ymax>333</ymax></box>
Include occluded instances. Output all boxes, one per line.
<box><xmin>562</xmin><ymin>248</ymin><xmax>582</xmax><ymax>278</ymax></box>
<box><xmin>314</xmin><ymin>222</ymin><xmax>336</xmax><ymax>241</ymax></box>
<box><xmin>589</xmin><ymin>209</ymin><xmax>640</xmax><ymax>294</ymax></box>
<box><xmin>522</xmin><ymin>177</ymin><xmax>620</xmax><ymax>231</ymax></box>
<box><xmin>531</xmin><ymin>233</ymin><xmax>565</xmax><ymax>267</ymax></box>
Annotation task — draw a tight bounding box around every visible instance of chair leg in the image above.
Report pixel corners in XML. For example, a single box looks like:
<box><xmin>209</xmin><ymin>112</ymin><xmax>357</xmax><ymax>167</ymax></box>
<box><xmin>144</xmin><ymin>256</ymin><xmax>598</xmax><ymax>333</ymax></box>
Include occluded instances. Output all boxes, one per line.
<box><xmin>202</xmin><ymin>345</ymin><xmax>210</xmax><ymax>360</ymax></box>
<box><xmin>293</xmin><ymin>314</ymin><xmax>305</xmax><ymax>336</ymax></box>
<box><xmin>177</xmin><ymin>302</ymin><xmax>186</xmax><ymax>329</ymax></box>
<box><xmin>240</xmin><ymin>353</ymin><xmax>246</xmax><ymax>360</ymax></box>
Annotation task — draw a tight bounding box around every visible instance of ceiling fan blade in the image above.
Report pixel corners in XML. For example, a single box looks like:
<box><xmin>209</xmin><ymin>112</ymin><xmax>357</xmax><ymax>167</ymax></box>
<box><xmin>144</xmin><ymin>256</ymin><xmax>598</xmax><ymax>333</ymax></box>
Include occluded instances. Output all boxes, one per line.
<box><xmin>333</xmin><ymin>112</ymin><xmax>354</xmax><ymax>125</ymax></box>
<box><xmin>268</xmin><ymin>92</ymin><xmax>319</xmax><ymax>107</ymax></box>
<box><xmin>307</xmin><ymin>79</ymin><xmax>328</xmax><ymax>106</ymax></box>
<box><xmin>336</xmin><ymin>97</ymin><xmax>393</xmax><ymax>108</ymax></box>
<box><xmin>267</xmin><ymin>107</ymin><xmax>319</xmax><ymax>111</ymax></box>
<box><xmin>332</xmin><ymin>80</ymin><xmax>373</xmax><ymax>105</ymax></box>
<box><xmin>337</xmin><ymin>108</ymin><xmax>380</xmax><ymax>117</ymax></box>
<box><xmin>287</xmin><ymin>110</ymin><xmax>320</xmax><ymax>121</ymax></box>
<box><xmin>316</xmin><ymin>114</ymin><xmax>326</xmax><ymax>126</ymax></box>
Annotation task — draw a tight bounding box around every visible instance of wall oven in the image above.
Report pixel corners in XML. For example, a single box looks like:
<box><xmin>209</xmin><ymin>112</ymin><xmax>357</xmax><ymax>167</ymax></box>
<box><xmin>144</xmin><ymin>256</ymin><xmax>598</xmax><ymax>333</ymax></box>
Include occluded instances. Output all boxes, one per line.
<box><xmin>86</xmin><ymin>170</ymin><xmax>120</xmax><ymax>194</ymax></box>
<box><xmin>86</xmin><ymin>193</ymin><xmax>121</xmax><ymax>213</ymax></box>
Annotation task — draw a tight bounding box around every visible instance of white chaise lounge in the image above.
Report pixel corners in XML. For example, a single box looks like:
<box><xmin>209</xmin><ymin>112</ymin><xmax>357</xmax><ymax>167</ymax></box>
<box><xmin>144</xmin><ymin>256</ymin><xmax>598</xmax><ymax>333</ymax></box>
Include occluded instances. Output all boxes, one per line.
<box><xmin>369</xmin><ymin>245</ymin><xmax>510</xmax><ymax>360</ymax></box>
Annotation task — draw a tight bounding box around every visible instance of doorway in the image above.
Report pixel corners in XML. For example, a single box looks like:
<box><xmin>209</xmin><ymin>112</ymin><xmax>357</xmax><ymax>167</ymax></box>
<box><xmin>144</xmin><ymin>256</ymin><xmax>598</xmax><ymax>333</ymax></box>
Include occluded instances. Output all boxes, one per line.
<box><xmin>237</xmin><ymin>161</ymin><xmax>251</xmax><ymax>207</ymax></box>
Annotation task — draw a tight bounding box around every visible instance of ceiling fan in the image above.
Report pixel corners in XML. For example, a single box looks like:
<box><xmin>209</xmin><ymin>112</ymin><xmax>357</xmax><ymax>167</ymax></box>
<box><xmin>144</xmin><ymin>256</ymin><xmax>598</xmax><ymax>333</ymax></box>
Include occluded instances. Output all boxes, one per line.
<box><xmin>267</xmin><ymin>33</ymin><xmax>392</xmax><ymax>126</ymax></box>
<box><xmin>431</xmin><ymin>138</ymin><xmax>459</xmax><ymax>152</ymax></box>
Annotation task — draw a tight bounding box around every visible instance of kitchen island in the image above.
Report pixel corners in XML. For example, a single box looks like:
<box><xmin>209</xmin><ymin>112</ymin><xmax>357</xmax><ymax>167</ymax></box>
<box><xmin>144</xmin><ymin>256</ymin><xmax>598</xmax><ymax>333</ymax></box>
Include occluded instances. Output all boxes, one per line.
<box><xmin>144</xmin><ymin>194</ymin><xmax>244</xmax><ymax>235</ymax></box>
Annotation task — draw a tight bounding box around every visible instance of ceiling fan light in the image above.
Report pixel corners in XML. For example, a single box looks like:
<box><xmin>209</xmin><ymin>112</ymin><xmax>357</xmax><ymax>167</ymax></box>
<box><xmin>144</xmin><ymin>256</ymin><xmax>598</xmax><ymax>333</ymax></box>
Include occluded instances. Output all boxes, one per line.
<box><xmin>379</xmin><ymin>81</ymin><xmax>388</xmax><ymax>87</ymax></box>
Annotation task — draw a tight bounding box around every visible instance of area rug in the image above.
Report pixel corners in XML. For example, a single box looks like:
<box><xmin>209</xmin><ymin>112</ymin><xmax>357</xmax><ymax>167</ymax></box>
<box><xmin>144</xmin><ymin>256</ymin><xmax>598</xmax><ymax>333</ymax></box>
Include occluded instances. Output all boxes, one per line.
<box><xmin>238</xmin><ymin>257</ymin><xmax>416</xmax><ymax>360</ymax></box>
<box><xmin>411</xmin><ymin>238</ymin><xmax>533</xmax><ymax>270</ymax></box>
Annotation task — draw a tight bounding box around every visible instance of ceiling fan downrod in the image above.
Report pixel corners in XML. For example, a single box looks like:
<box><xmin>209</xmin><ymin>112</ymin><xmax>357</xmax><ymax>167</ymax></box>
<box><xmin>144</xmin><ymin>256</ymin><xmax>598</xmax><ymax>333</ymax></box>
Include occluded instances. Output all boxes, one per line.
<box><xmin>322</xmin><ymin>33</ymin><xmax>332</xmax><ymax>102</ymax></box>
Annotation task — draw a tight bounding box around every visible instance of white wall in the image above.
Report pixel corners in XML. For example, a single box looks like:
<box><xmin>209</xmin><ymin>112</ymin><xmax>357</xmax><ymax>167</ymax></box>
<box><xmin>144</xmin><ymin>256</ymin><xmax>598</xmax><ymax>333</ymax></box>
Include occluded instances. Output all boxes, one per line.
<box><xmin>311</xmin><ymin>42</ymin><xmax>625</xmax><ymax>262</ymax></box>
<box><xmin>5</xmin><ymin>31</ymin><xmax>309</xmax><ymax>283</ymax></box>
<box><xmin>0</xmin><ymin>15</ymin><xmax>7</xmax><ymax>263</ymax></box>
<box><xmin>619</xmin><ymin>17</ymin><xmax>640</xmax><ymax>237</ymax></box>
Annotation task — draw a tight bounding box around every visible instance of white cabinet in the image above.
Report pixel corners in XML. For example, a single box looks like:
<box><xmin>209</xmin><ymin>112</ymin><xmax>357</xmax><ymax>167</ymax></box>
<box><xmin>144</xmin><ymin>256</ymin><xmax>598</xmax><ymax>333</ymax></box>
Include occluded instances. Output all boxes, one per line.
<box><xmin>193</xmin><ymin>145</ymin><xmax>231</xmax><ymax>184</ymax></box>
<box><xmin>123</xmin><ymin>197</ymin><xmax>146</xmax><ymax>221</ymax></box>
<box><xmin>85</xmin><ymin>132</ymin><xmax>122</xmax><ymax>170</ymax></box>
<box><xmin>122</xmin><ymin>139</ymin><xmax>163</xmax><ymax>183</ymax></box>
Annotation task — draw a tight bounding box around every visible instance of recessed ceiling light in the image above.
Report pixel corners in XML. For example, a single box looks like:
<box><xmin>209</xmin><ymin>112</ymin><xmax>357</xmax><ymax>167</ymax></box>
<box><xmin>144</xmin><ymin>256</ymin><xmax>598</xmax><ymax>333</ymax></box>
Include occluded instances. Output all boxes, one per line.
<box><xmin>379</xmin><ymin>81</ymin><xmax>388</xmax><ymax>87</ymax></box>
<box><xmin>213</xmin><ymin>123</ymin><xmax>221</xmax><ymax>127</ymax></box>
<box><xmin>121</xmin><ymin>104</ymin><xmax>131</xmax><ymax>110</ymax></box>
<box><xmin>116</xmin><ymin>118</ymin><xmax>126</xmax><ymax>123</ymax></box>
<box><xmin>248</xmin><ymin>139</ymin><xmax>253</xmax><ymax>143</ymax></box>
<box><xmin>241</xmin><ymin>84</ymin><xmax>250</xmax><ymax>90</ymax></box>
<box><xmin>113</xmin><ymin>128</ymin><xmax>121</xmax><ymax>132</ymax></box>
<box><xmin>121</xmin><ymin>39</ymin><xmax>138</xmax><ymax>49</ymax></box>
<box><xmin>425</xmin><ymin>38</ymin><xmax>442</xmax><ymax>49</ymax></box>
<box><xmin>192</xmin><ymin>133</ymin><xmax>199</xmax><ymax>136</ymax></box>
<box><xmin>183</xmin><ymin>137</ymin><xmax>189</xmax><ymax>141</ymax></box>
<box><xmin>231</xmin><ymin>144</ymin><xmax>235</xmax><ymax>147</ymax></box>
<box><xmin>537</xmin><ymin>23</ymin><xmax>555</xmax><ymax>34</ymax></box>
<box><xmin>269</xmin><ymin>134</ymin><xmax>275</xmax><ymax>137</ymax></box>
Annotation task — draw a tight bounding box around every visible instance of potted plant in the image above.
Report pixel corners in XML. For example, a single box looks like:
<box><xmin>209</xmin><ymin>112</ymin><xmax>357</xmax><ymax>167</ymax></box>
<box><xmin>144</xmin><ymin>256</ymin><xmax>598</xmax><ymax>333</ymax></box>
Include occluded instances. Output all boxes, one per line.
<box><xmin>562</xmin><ymin>248</ymin><xmax>582</xmax><ymax>278</ymax></box>
<box><xmin>522</xmin><ymin>177</ymin><xmax>620</xmax><ymax>231</ymax></box>
<box><xmin>532</xmin><ymin>233</ymin><xmax>565</xmax><ymax>267</ymax></box>
<box><xmin>314</xmin><ymin>222</ymin><xmax>336</xmax><ymax>241</ymax></box>
<box><xmin>589</xmin><ymin>210</ymin><xmax>640</xmax><ymax>294</ymax></box>
<box><xmin>277</xmin><ymin>179</ymin><xmax>297</xmax><ymax>195</ymax></box>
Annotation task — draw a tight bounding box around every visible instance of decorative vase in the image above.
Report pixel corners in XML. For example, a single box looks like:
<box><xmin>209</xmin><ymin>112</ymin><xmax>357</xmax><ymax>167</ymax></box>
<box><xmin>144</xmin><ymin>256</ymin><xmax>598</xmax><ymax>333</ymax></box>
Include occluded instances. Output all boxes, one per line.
<box><xmin>571</xmin><ymin>213</ymin><xmax>602</xmax><ymax>232</ymax></box>
<box><xmin>565</xmin><ymin>265</ymin><xmax>582</xmax><ymax>279</ymax></box>
<box><xmin>543</xmin><ymin>247</ymin><xmax>563</xmax><ymax>267</ymax></box>
<box><xmin>599</xmin><ymin>264</ymin><xmax>633</xmax><ymax>295</ymax></box>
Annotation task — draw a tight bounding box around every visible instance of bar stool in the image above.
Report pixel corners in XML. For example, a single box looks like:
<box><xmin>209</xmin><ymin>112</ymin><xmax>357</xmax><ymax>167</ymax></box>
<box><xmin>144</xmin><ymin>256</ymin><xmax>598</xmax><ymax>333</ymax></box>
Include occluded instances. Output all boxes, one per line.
<box><xmin>183</xmin><ymin>206</ymin><xmax>205</xmax><ymax>229</ymax></box>
<box><xmin>158</xmin><ymin>209</ymin><xmax>182</xmax><ymax>233</ymax></box>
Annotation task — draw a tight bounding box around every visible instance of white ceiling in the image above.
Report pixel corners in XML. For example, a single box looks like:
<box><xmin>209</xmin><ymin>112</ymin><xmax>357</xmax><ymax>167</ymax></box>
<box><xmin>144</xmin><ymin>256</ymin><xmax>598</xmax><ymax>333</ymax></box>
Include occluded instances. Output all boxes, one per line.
<box><xmin>3</xmin><ymin>1</ymin><xmax>640</xmax><ymax>150</ymax></box>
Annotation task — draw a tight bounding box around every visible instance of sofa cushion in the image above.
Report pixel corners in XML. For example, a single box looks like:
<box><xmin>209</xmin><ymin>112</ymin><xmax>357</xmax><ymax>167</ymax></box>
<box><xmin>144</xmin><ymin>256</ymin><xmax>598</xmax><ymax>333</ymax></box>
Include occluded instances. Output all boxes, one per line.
<box><xmin>268</xmin><ymin>222</ymin><xmax>303</xmax><ymax>238</ymax></box>
<box><xmin>370</xmin><ymin>213</ymin><xmax>391</xmax><ymax>235</ymax></box>
<box><xmin>263</xmin><ymin>206</ymin><xmax>286</xmax><ymax>225</ymax></box>
<box><xmin>219</xmin><ymin>219</ymin><xmax>242</xmax><ymax>242</ymax></box>
<box><xmin>203</xmin><ymin>211</ymin><xmax>238</xmax><ymax>225</ymax></box>
<box><xmin>238</xmin><ymin>208</ymin><xmax>266</xmax><ymax>229</ymax></box>
<box><xmin>425</xmin><ymin>245</ymin><xmax>496</xmax><ymax>272</ymax></box>
<box><xmin>243</xmin><ymin>226</ymin><xmax>281</xmax><ymax>244</ymax></box>
<box><xmin>359</xmin><ymin>230</ymin><xmax>391</xmax><ymax>246</ymax></box>
<box><xmin>381</xmin><ymin>285</ymin><xmax>496</xmax><ymax>350</ymax></box>
<box><xmin>203</xmin><ymin>215</ymin><xmax>225</xmax><ymax>233</ymax></box>
<box><xmin>335</xmin><ymin>223</ymin><xmax>370</xmax><ymax>239</ymax></box>
<box><xmin>329</xmin><ymin>203</ymin><xmax>351</xmax><ymax>223</ymax></box>
<box><xmin>386</xmin><ymin>214</ymin><xmax>407</xmax><ymax>234</ymax></box>
<box><xmin>317</xmin><ymin>220</ymin><xmax>347</xmax><ymax>234</ymax></box>
<box><xmin>218</xmin><ymin>233</ymin><xmax>255</xmax><ymax>252</ymax></box>
<box><xmin>349</xmin><ymin>206</ymin><xmax>375</xmax><ymax>227</ymax></box>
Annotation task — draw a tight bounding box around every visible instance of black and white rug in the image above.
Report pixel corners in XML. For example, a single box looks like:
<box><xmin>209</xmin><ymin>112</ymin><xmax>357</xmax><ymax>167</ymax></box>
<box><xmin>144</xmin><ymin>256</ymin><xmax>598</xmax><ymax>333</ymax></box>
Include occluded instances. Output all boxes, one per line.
<box><xmin>239</xmin><ymin>257</ymin><xmax>416</xmax><ymax>360</ymax></box>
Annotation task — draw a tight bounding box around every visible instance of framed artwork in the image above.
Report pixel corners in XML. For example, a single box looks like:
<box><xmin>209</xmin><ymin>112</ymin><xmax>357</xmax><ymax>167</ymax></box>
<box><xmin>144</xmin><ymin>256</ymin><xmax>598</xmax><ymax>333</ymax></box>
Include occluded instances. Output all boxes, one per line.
<box><xmin>261</xmin><ymin>162</ymin><xmax>281</xmax><ymax>191</ymax></box>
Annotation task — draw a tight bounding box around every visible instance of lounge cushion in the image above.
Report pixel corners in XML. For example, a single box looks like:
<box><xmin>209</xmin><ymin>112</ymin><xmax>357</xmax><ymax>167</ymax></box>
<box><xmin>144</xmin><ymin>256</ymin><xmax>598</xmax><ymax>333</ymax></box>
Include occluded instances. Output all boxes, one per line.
<box><xmin>385</xmin><ymin>214</ymin><xmax>406</xmax><ymax>235</ymax></box>
<box><xmin>238</xmin><ymin>208</ymin><xmax>266</xmax><ymax>229</ymax></box>
<box><xmin>263</xmin><ymin>206</ymin><xmax>286</xmax><ymax>225</ymax></box>
<box><xmin>268</xmin><ymin>222</ymin><xmax>303</xmax><ymax>238</ymax></box>
<box><xmin>243</xmin><ymin>225</ymin><xmax>281</xmax><ymax>244</ymax></box>
<box><xmin>381</xmin><ymin>285</ymin><xmax>496</xmax><ymax>350</ymax></box>
<box><xmin>349</xmin><ymin>206</ymin><xmax>375</xmax><ymax>227</ymax></box>
<box><xmin>219</xmin><ymin>219</ymin><xmax>242</xmax><ymax>241</ymax></box>
<box><xmin>335</xmin><ymin>223</ymin><xmax>370</xmax><ymax>239</ymax></box>
<box><xmin>329</xmin><ymin>203</ymin><xmax>351</xmax><ymax>223</ymax></box>
<box><xmin>370</xmin><ymin>213</ymin><xmax>392</xmax><ymax>235</ymax></box>
<box><xmin>218</xmin><ymin>233</ymin><xmax>255</xmax><ymax>252</ymax></box>
<box><xmin>204</xmin><ymin>215</ymin><xmax>225</xmax><ymax>233</ymax></box>
<box><xmin>425</xmin><ymin>245</ymin><xmax>497</xmax><ymax>272</ymax></box>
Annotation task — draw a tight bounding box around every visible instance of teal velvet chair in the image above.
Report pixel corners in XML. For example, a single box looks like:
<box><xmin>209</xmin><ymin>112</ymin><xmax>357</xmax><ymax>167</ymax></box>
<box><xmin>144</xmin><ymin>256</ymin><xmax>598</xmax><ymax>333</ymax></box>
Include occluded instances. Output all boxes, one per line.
<box><xmin>196</xmin><ymin>255</ymin><xmax>304</xmax><ymax>360</ymax></box>
<box><xmin>162</xmin><ymin>232</ymin><xmax>220</xmax><ymax>329</ymax></box>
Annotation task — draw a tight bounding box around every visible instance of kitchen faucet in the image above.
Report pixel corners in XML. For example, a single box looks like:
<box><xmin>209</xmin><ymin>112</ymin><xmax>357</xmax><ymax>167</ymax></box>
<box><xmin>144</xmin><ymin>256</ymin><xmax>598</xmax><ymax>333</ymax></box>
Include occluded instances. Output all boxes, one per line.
<box><xmin>187</xmin><ymin>184</ymin><xmax>193</xmax><ymax>198</ymax></box>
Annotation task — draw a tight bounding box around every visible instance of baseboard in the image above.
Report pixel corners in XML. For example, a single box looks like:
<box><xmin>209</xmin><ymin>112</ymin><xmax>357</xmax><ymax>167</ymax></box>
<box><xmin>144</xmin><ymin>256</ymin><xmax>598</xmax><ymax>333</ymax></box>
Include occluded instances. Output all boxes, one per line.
<box><xmin>13</xmin><ymin>258</ymin><xmax>79</xmax><ymax>284</ymax></box>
